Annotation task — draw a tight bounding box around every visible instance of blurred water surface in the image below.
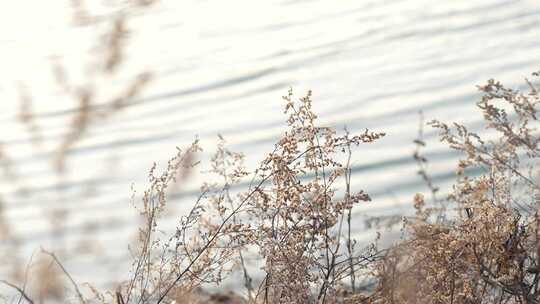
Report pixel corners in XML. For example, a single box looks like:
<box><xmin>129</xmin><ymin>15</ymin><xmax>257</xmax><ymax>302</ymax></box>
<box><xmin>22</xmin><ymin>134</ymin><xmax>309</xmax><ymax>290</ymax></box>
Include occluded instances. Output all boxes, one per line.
<box><xmin>1</xmin><ymin>0</ymin><xmax>540</xmax><ymax>289</ymax></box>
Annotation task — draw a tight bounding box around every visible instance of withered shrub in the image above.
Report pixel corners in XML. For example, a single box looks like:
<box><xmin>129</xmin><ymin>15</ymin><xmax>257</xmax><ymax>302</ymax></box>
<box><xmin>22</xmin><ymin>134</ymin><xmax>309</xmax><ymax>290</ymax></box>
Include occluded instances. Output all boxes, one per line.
<box><xmin>117</xmin><ymin>89</ymin><xmax>385</xmax><ymax>304</ymax></box>
<box><xmin>5</xmin><ymin>15</ymin><xmax>540</xmax><ymax>301</ymax></box>
<box><xmin>372</xmin><ymin>72</ymin><xmax>540</xmax><ymax>304</ymax></box>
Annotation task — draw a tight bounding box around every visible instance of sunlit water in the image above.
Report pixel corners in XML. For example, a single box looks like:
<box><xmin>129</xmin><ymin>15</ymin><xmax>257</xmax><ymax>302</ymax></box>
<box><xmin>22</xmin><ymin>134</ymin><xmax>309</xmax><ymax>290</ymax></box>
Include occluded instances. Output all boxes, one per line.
<box><xmin>1</xmin><ymin>0</ymin><xmax>540</xmax><ymax>291</ymax></box>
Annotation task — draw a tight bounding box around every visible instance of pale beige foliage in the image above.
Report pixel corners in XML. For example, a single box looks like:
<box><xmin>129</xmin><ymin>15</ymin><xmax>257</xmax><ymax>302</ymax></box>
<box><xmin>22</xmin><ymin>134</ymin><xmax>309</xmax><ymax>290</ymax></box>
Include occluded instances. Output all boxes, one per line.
<box><xmin>373</xmin><ymin>71</ymin><xmax>540</xmax><ymax>304</ymax></box>
<box><xmin>116</xmin><ymin>90</ymin><xmax>385</xmax><ymax>304</ymax></box>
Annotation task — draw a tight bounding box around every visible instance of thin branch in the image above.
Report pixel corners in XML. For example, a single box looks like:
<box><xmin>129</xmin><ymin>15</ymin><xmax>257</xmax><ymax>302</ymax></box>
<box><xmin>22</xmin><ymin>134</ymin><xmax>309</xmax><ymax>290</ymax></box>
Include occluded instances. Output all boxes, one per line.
<box><xmin>40</xmin><ymin>248</ymin><xmax>86</xmax><ymax>304</ymax></box>
<box><xmin>0</xmin><ymin>280</ymin><xmax>34</xmax><ymax>304</ymax></box>
<box><xmin>17</xmin><ymin>251</ymin><xmax>35</xmax><ymax>304</ymax></box>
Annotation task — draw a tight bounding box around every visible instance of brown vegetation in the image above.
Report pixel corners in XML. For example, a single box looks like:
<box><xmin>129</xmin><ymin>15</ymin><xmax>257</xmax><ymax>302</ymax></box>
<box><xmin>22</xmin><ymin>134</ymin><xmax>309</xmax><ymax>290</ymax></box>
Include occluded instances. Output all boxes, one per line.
<box><xmin>372</xmin><ymin>73</ymin><xmax>540</xmax><ymax>303</ymax></box>
<box><xmin>4</xmin><ymin>70</ymin><xmax>540</xmax><ymax>303</ymax></box>
<box><xmin>2</xmin><ymin>2</ymin><xmax>540</xmax><ymax>304</ymax></box>
<box><xmin>114</xmin><ymin>89</ymin><xmax>385</xmax><ymax>304</ymax></box>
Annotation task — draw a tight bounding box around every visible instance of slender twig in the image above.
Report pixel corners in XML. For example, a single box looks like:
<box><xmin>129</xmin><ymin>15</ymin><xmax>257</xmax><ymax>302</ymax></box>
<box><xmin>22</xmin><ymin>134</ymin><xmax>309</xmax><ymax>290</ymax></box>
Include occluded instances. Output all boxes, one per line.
<box><xmin>0</xmin><ymin>280</ymin><xmax>34</xmax><ymax>304</ymax></box>
<box><xmin>41</xmin><ymin>248</ymin><xmax>86</xmax><ymax>304</ymax></box>
<box><xmin>343</xmin><ymin>128</ymin><xmax>356</xmax><ymax>293</ymax></box>
<box><xmin>17</xmin><ymin>251</ymin><xmax>35</xmax><ymax>304</ymax></box>
<box><xmin>157</xmin><ymin>171</ymin><xmax>273</xmax><ymax>303</ymax></box>
<box><xmin>156</xmin><ymin>144</ymin><xmax>335</xmax><ymax>303</ymax></box>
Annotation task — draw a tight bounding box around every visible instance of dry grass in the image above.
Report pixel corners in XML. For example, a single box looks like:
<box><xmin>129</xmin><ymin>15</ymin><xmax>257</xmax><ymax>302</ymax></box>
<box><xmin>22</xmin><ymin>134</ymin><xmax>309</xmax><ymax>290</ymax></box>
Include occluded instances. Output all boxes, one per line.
<box><xmin>371</xmin><ymin>72</ymin><xmax>540</xmax><ymax>303</ymax></box>
<box><xmin>3</xmin><ymin>1</ymin><xmax>540</xmax><ymax>304</ymax></box>
<box><xmin>112</xmin><ymin>89</ymin><xmax>385</xmax><ymax>304</ymax></box>
<box><xmin>1</xmin><ymin>86</ymin><xmax>387</xmax><ymax>303</ymax></box>
<box><xmin>3</xmin><ymin>69</ymin><xmax>540</xmax><ymax>303</ymax></box>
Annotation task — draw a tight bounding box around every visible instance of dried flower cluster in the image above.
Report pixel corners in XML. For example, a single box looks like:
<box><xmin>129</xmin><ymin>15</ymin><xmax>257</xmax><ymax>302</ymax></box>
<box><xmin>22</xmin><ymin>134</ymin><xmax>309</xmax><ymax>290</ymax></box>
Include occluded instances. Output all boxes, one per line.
<box><xmin>112</xmin><ymin>89</ymin><xmax>385</xmax><ymax>304</ymax></box>
<box><xmin>9</xmin><ymin>69</ymin><xmax>540</xmax><ymax>303</ymax></box>
<box><xmin>372</xmin><ymin>71</ymin><xmax>540</xmax><ymax>303</ymax></box>
<box><xmin>4</xmin><ymin>7</ymin><xmax>540</xmax><ymax>300</ymax></box>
